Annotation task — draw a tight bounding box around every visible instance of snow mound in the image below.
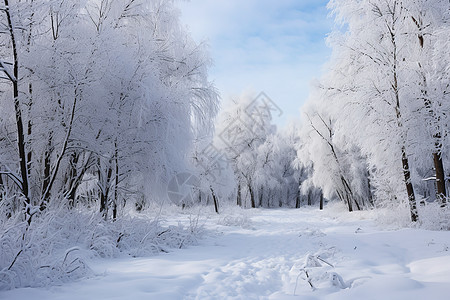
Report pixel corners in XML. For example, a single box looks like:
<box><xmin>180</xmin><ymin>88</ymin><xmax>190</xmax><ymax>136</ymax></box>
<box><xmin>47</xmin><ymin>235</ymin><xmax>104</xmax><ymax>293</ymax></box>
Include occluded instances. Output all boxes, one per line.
<box><xmin>217</xmin><ymin>213</ymin><xmax>253</xmax><ymax>229</ymax></box>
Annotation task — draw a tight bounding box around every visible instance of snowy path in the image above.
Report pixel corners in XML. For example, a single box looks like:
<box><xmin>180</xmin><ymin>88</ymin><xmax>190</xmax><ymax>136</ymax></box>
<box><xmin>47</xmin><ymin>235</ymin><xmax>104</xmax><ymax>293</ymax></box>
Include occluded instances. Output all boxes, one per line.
<box><xmin>2</xmin><ymin>208</ymin><xmax>450</xmax><ymax>299</ymax></box>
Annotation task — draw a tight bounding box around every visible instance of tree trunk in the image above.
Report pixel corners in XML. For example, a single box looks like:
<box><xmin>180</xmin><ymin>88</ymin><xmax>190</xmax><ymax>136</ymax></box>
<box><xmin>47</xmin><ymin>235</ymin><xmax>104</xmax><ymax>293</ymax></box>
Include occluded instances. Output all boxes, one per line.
<box><xmin>112</xmin><ymin>196</ymin><xmax>117</xmax><ymax>220</ymax></box>
<box><xmin>27</xmin><ymin>83</ymin><xmax>32</xmax><ymax>179</ymax></box>
<box><xmin>412</xmin><ymin>15</ymin><xmax>446</xmax><ymax>208</ymax></box>
<box><xmin>237</xmin><ymin>183</ymin><xmax>242</xmax><ymax>207</ymax></box>
<box><xmin>309</xmin><ymin>115</ymin><xmax>356</xmax><ymax>212</ymax></box>
<box><xmin>100</xmin><ymin>166</ymin><xmax>113</xmax><ymax>220</ymax></box>
<box><xmin>367</xmin><ymin>171</ymin><xmax>374</xmax><ymax>207</ymax></box>
<box><xmin>336</xmin><ymin>188</ymin><xmax>352</xmax><ymax>212</ymax></box>
<box><xmin>41</xmin><ymin>90</ymin><xmax>79</xmax><ymax>207</ymax></box>
<box><xmin>40</xmin><ymin>134</ymin><xmax>52</xmax><ymax>210</ymax></box>
<box><xmin>354</xmin><ymin>196</ymin><xmax>361</xmax><ymax>211</ymax></box>
<box><xmin>66</xmin><ymin>151</ymin><xmax>79</xmax><ymax>208</ymax></box>
<box><xmin>100</xmin><ymin>189</ymin><xmax>108</xmax><ymax>218</ymax></box>
<box><xmin>0</xmin><ymin>173</ymin><xmax>3</xmax><ymax>203</ymax></box>
<box><xmin>340</xmin><ymin>175</ymin><xmax>356</xmax><ymax>211</ymax></box>
<box><xmin>433</xmin><ymin>152</ymin><xmax>446</xmax><ymax>207</ymax></box>
<box><xmin>390</xmin><ymin>9</ymin><xmax>418</xmax><ymax>222</ymax></box>
<box><xmin>259</xmin><ymin>186</ymin><xmax>263</xmax><ymax>208</ymax></box>
<box><xmin>64</xmin><ymin>151</ymin><xmax>93</xmax><ymax>206</ymax></box>
<box><xmin>4</xmin><ymin>0</ymin><xmax>30</xmax><ymax>205</ymax></box>
<box><xmin>113</xmin><ymin>142</ymin><xmax>119</xmax><ymax>220</ymax></box>
<box><xmin>210</xmin><ymin>187</ymin><xmax>219</xmax><ymax>214</ymax></box>
<box><xmin>319</xmin><ymin>192</ymin><xmax>323</xmax><ymax>210</ymax></box>
<box><xmin>402</xmin><ymin>146</ymin><xmax>418</xmax><ymax>222</ymax></box>
<box><xmin>248</xmin><ymin>184</ymin><xmax>255</xmax><ymax>208</ymax></box>
<box><xmin>285</xmin><ymin>188</ymin><xmax>289</xmax><ymax>207</ymax></box>
<box><xmin>347</xmin><ymin>194</ymin><xmax>353</xmax><ymax>212</ymax></box>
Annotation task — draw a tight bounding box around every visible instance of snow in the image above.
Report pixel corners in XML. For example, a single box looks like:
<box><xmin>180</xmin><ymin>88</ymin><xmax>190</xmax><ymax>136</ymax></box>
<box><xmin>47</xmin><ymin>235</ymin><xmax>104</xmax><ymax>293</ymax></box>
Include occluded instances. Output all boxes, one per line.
<box><xmin>2</xmin><ymin>206</ymin><xmax>450</xmax><ymax>299</ymax></box>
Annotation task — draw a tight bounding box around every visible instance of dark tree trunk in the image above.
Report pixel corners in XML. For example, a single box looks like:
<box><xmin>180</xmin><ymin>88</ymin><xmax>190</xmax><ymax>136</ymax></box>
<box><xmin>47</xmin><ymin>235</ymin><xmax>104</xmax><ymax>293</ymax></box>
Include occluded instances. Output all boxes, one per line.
<box><xmin>237</xmin><ymin>183</ymin><xmax>242</xmax><ymax>207</ymax></box>
<box><xmin>259</xmin><ymin>186</ymin><xmax>263</xmax><ymax>208</ymax></box>
<box><xmin>64</xmin><ymin>151</ymin><xmax>93</xmax><ymax>207</ymax></box>
<box><xmin>295</xmin><ymin>185</ymin><xmax>301</xmax><ymax>209</ymax></box>
<box><xmin>336</xmin><ymin>188</ymin><xmax>352</xmax><ymax>212</ymax></box>
<box><xmin>367</xmin><ymin>171</ymin><xmax>374</xmax><ymax>207</ymax></box>
<box><xmin>340</xmin><ymin>175</ymin><xmax>356</xmax><ymax>211</ymax></box>
<box><xmin>100</xmin><ymin>166</ymin><xmax>113</xmax><ymax>220</ymax></box>
<box><xmin>41</xmin><ymin>91</ymin><xmax>78</xmax><ymax>208</ymax></box>
<box><xmin>248</xmin><ymin>184</ymin><xmax>255</xmax><ymax>208</ymax></box>
<box><xmin>100</xmin><ymin>190</ymin><xmax>108</xmax><ymax>218</ymax></box>
<box><xmin>67</xmin><ymin>151</ymin><xmax>79</xmax><ymax>208</ymax></box>
<box><xmin>319</xmin><ymin>192</ymin><xmax>324</xmax><ymax>210</ymax></box>
<box><xmin>112</xmin><ymin>198</ymin><xmax>117</xmax><ymax>220</ymax></box>
<box><xmin>113</xmin><ymin>142</ymin><xmax>119</xmax><ymax>220</ymax></box>
<box><xmin>0</xmin><ymin>173</ymin><xmax>3</xmax><ymax>202</ymax></box>
<box><xmin>210</xmin><ymin>187</ymin><xmax>219</xmax><ymax>214</ymax></box>
<box><xmin>347</xmin><ymin>194</ymin><xmax>353</xmax><ymax>212</ymax></box>
<box><xmin>4</xmin><ymin>0</ymin><xmax>30</xmax><ymax>205</ymax></box>
<box><xmin>354</xmin><ymin>196</ymin><xmax>361</xmax><ymax>211</ymax></box>
<box><xmin>402</xmin><ymin>146</ymin><xmax>418</xmax><ymax>222</ymax></box>
<box><xmin>433</xmin><ymin>151</ymin><xmax>446</xmax><ymax>207</ymax></box>
<box><xmin>40</xmin><ymin>134</ymin><xmax>52</xmax><ymax>210</ymax></box>
<box><xmin>27</xmin><ymin>83</ymin><xmax>32</xmax><ymax>180</ymax></box>
<box><xmin>390</xmin><ymin>11</ymin><xmax>418</xmax><ymax>222</ymax></box>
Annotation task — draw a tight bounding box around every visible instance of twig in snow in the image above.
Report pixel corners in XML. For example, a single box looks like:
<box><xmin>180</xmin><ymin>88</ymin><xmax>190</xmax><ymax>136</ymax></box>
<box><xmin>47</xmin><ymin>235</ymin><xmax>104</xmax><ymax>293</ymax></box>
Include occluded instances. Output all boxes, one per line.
<box><xmin>294</xmin><ymin>268</ymin><xmax>316</xmax><ymax>295</ymax></box>
<box><xmin>316</xmin><ymin>256</ymin><xmax>334</xmax><ymax>268</ymax></box>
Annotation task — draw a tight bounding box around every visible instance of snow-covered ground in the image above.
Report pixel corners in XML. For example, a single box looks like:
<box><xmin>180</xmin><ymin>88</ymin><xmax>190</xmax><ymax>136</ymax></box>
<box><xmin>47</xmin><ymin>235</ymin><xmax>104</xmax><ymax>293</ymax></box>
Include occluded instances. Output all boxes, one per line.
<box><xmin>2</xmin><ymin>206</ymin><xmax>450</xmax><ymax>300</ymax></box>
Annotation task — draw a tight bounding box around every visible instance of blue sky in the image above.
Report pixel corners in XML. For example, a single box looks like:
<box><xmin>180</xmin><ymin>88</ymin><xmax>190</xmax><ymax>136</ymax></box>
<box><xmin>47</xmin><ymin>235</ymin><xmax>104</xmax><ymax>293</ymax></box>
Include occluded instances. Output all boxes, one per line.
<box><xmin>177</xmin><ymin>0</ymin><xmax>333</xmax><ymax>126</ymax></box>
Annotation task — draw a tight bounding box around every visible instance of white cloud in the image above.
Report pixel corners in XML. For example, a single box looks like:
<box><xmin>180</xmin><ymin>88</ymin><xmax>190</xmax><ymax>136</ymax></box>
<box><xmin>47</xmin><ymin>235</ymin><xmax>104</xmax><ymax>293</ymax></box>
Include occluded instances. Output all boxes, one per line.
<box><xmin>177</xmin><ymin>0</ymin><xmax>332</xmax><ymax>126</ymax></box>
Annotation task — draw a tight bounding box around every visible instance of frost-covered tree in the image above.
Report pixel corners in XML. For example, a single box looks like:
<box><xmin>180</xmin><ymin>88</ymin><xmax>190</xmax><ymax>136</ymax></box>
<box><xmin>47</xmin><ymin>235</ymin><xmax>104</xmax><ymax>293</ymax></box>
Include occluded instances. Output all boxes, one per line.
<box><xmin>0</xmin><ymin>0</ymin><xmax>219</xmax><ymax>289</ymax></box>
<box><xmin>255</xmin><ymin>124</ymin><xmax>310</xmax><ymax>208</ymax></box>
<box><xmin>214</xmin><ymin>92</ymin><xmax>276</xmax><ymax>208</ymax></box>
<box><xmin>298</xmin><ymin>93</ymin><xmax>371</xmax><ymax>212</ymax></box>
<box><xmin>0</xmin><ymin>0</ymin><xmax>218</xmax><ymax>217</ymax></box>
<box><xmin>301</xmin><ymin>0</ymin><xmax>450</xmax><ymax>221</ymax></box>
<box><xmin>191</xmin><ymin>137</ymin><xmax>235</xmax><ymax>213</ymax></box>
<box><xmin>335</xmin><ymin>0</ymin><xmax>419</xmax><ymax>220</ymax></box>
<box><xmin>214</xmin><ymin>93</ymin><xmax>316</xmax><ymax>209</ymax></box>
<box><xmin>406</xmin><ymin>0</ymin><xmax>450</xmax><ymax>206</ymax></box>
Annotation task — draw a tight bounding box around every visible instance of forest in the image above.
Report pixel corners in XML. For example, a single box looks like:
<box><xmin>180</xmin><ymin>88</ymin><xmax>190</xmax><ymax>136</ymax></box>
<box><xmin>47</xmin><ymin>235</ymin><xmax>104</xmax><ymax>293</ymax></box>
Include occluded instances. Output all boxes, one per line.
<box><xmin>0</xmin><ymin>0</ymin><xmax>449</xmax><ymax>293</ymax></box>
